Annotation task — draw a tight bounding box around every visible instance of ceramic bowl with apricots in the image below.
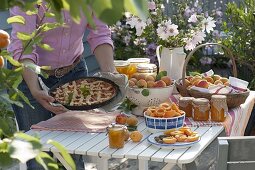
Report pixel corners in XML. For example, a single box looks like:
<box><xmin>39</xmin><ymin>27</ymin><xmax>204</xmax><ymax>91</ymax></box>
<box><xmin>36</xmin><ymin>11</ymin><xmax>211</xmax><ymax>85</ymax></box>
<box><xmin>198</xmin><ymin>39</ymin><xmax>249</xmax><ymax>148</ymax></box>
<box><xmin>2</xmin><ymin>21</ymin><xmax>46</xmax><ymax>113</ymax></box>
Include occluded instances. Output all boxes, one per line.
<box><xmin>144</xmin><ymin>102</ymin><xmax>185</xmax><ymax>133</ymax></box>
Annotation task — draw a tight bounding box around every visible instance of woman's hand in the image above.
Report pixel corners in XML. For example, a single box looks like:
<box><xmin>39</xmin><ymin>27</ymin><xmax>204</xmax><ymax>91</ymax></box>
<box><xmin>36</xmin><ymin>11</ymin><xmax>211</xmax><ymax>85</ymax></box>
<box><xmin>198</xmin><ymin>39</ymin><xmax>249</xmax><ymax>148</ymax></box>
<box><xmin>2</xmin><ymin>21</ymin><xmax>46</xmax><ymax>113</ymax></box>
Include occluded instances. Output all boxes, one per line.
<box><xmin>31</xmin><ymin>89</ymin><xmax>68</xmax><ymax>114</ymax></box>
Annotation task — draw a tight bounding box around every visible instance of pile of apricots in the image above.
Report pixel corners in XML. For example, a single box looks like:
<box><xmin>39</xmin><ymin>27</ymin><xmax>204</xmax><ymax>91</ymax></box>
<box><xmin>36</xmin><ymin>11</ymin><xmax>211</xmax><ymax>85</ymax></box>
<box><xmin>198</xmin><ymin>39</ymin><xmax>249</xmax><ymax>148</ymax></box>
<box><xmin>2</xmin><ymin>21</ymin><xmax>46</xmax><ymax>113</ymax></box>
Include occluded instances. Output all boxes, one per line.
<box><xmin>128</xmin><ymin>73</ymin><xmax>172</xmax><ymax>88</ymax></box>
<box><xmin>184</xmin><ymin>74</ymin><xmax>229</xmax><ymax>89</ymax></box>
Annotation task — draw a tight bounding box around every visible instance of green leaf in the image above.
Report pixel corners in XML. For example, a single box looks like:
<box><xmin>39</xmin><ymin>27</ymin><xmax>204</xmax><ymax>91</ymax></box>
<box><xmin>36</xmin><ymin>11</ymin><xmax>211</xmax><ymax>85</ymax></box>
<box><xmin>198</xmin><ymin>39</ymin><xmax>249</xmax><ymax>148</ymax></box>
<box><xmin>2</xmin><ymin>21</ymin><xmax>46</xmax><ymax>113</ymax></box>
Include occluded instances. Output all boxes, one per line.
<box><xmin>35</xmin><ymin>152</ymin><xmax>59</xmax><ymax>170</ymax></box>
<box><xmin>0</xmin><ymin>152</ymin><xmax>16</xmax><ymax>168</ymax></box>
<box><xmin>0</xmin><ymin>94</ymin><xmax>23</xmax><ymax>108</ymax></box>
<box><xmin>14</xmin><ymin>132</ymin><xmax>41</xmax><ymax>143</ymax></box>
<box><xmin>91</xmin><ymin>0</ymin><xmax>124</xmax><ymax>25</ymax></box>
<box><xmin>17</xmin><ymin>32</ymin><xmax>34</xmax><ymax>41</ymax></box>
<box><xmin>80</xmin><ymin>1</ymin><xmax>95</xmax><ymax>29</ymax></box>
<box><xmin>156</xmin><ymin>71</ymin><xmax>167</xmax><ymax>81</ymax></box>
<box><xmin>7</xmin><ymin>15</ymin><xmax>25</xmax><ymax>25</ymax></box>
<box><xmin>47</xmin><ymin>140</ymin><xmax>76</xmax><ymax>170</ymax></box>
<box><xmin>16</xmin><ymin>89</ymin><xmax>34</xmax><ymax>109</ymax></box>
<box><xmin>124</xmin><ymin>0</ymin><xmax>148</xmax><ymax>21</ymax></box>
<box><xmin>0</xmin><ymin>119</ymin><xmax>12</xmax><ymax>137</ymax></box>
<box><xmin>26</xmin><ymin>9</ymin><xmax>38</xmax><ymax>15</ymax></box>
<box><xmin>38</xmin><ymin>43</ymin><xmax>54</xmax><ymax>51</ymax></box>
<box><xmin>9</xmin><ymin>139</ymin><xmax>41</xmax><ymax>163</ymax></box>
<box><xmin>127</xmin><ymin>125</ymin><xmax>137</xmax><ymax>131</ymax></box>
<box><xmin>141</xmin><ymin>88</ymin><xmax>149</xmax><ymax>96</ymax></box>
<box><xmin>41</xmin><ymin>23</ymin><xmax>62</xmax><ymax>32</ymax></box>
<box><xmin>67</xmin><ymin>0</ymin><xmax>81</xmax><ymax>24</ymax></box>
<box><xmin>22</xmin><ymin>45</ymin><xmax>34</xmax><ymax>55</ymax></box>
<box><xmin>1</xmin><ymin>55</ymin><xmax>22</xmax><ymax>67</ymax></box>
<box><xmin>45</xmin><ymin>12</ymin><xmax>56</xmax><ymax>18</ymax></box>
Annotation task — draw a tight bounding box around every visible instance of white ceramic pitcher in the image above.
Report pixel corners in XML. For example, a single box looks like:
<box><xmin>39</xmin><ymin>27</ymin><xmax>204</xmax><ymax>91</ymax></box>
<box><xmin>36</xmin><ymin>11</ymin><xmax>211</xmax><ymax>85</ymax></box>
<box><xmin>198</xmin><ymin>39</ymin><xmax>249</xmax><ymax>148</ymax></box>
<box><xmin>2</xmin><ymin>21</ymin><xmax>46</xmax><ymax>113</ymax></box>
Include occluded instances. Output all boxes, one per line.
<box><xmin>156</xmin><ymin>45</ymin><xmax>186</xmax><ymax>80</ymax></box>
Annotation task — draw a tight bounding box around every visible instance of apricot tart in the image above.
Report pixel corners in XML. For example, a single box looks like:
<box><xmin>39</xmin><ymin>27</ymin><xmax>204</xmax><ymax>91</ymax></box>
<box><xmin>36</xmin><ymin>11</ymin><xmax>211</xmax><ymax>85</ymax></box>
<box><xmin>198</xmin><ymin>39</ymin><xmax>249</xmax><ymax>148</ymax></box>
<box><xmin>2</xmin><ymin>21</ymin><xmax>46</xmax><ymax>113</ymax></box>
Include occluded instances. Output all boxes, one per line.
<box><xmin>50</xmin><ymin>77</ymin><xmax>118</xmax><ymax>110</ymax></box>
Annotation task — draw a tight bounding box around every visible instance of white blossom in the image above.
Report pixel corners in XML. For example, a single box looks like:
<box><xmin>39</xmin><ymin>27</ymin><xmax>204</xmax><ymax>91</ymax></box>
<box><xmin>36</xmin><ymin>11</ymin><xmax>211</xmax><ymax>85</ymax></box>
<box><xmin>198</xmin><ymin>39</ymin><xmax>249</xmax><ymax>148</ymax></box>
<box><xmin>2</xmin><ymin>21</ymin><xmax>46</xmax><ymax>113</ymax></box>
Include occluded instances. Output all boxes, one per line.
<box><xmin>202</xmin><ymin>16</ymin><xmax>216</xmax><ymax>33</ymax></box>
<box><xmin>148</xmin><ymin>1</ymin><xmax>156</xmax><ymax>10</ymax></box>
<box><xmin>188</xmin><ymin>14</ymin><xmax>198</xmax><ymax>23</ymax></box>
<box><xmin>167</xmin><ymin>24</ymin><xmax>179</xmax><ymax>37</ymax></box>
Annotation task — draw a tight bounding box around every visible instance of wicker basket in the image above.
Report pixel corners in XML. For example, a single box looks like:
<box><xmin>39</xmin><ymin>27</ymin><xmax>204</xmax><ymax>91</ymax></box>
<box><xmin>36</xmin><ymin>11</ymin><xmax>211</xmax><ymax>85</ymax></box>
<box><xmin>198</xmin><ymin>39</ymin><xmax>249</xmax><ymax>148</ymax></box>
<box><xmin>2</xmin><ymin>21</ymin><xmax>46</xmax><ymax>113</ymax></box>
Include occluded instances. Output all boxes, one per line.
<box><xmin>175</xmin><ymin>43</ymin><xmax>250</xmax><ymax>108</ymax></box>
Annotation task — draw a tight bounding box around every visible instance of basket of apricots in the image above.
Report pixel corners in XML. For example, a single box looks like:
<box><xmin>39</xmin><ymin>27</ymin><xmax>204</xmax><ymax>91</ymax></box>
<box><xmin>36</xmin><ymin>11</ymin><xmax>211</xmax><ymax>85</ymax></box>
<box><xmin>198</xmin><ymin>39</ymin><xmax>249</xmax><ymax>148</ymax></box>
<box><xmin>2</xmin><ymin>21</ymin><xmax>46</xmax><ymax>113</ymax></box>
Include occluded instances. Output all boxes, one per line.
<box><xmin>126</xmin><ymin>71</ymin><xmax>175</xmax><ymax>116</ymax></box>
<box><xmin>175</xmin><ymin>43</ymin><xmax>250</xmax><ymax>108</ymax></box>
<box><xmin>144</xmin><ymin>102</ymin><xmax>185</xmax><ymax>133</ymax></box>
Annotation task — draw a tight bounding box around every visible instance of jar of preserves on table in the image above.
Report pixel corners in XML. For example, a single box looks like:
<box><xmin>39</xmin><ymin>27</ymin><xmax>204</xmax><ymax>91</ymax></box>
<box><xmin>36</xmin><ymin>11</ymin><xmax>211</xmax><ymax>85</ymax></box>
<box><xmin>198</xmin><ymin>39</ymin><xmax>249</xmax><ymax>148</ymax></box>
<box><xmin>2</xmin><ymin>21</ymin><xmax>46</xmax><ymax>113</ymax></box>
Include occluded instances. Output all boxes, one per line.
<box><xmin>107</xmin><ymin>123</ymin><xmax>127</xmax><ymax>149</ymax></box>
<box><xmin>179</xmin><ymin>97</ymin><xmax>194</xmax><ymax>117</ymax></box>
<box><xmin>114</xmin><ymin>60</ymin><xmax>130</xmax><ymax>75</ymax></box>
<box><xmin>210</xmin><ymin>95</ymin><xmax>228</xmax><ymax>122</ymax></box>
<box><xmin>192</xmin><ymin>98</ymin><xmax>210</xmax><ymax>121</ymax></box>
<box><xmin>127</xmin><ymin>58</ymin><xmax>150</xmax><ymax>78</ymax></box>
<box><xmin>136</xmin><ymin>63</ymin><xmax>157</xmax><ymax>78</ymax></box>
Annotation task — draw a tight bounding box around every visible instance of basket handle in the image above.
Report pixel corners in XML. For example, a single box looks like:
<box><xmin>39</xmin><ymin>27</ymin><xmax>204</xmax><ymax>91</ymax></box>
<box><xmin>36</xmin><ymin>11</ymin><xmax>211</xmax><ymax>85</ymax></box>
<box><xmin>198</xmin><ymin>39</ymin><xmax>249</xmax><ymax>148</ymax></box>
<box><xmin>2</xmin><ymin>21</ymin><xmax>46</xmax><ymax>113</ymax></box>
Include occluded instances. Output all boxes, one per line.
<box><xmin>182</xmin><ymin>43</ymin><xmax>237</xmax><ymax>85</ymax></box>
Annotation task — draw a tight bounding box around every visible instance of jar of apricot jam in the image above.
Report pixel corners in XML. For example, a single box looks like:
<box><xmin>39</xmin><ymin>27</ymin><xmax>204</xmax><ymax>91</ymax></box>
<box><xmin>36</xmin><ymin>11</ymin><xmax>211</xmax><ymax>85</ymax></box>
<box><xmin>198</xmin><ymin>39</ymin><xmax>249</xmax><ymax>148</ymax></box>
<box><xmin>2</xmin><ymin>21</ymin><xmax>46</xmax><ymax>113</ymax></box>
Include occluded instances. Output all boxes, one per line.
<box><xmin>210</xmin><ymin>95</ymin><xmax>228</xmax><ymax>122</ymax></box>
<box><xmin>114</xmin><ymin>60</ymin><xmax>130</xmax><ymax>75</ymax></box>
<box><xmin>127</xmin><ymin>58</ymin><xmax>150</xmax><ymax>78</ymax></box>
<box><xmin>192</xmin><ymin>98</ymin><xmax>210</xmax><ymax>121</ymax></box>
<box><xmin>136</xmin><ymin>63</ymin><xmax>157</xmax><ymax>77</ymax></box>
<box><xmin>107</xmin><ymin>123</ymin><xmax>127</xmax><ymax>149</ymax></box>
<box><xmin>179</xmin><ymin>97</ymin><xmax>194</xmax><ymax>117</ymax></box>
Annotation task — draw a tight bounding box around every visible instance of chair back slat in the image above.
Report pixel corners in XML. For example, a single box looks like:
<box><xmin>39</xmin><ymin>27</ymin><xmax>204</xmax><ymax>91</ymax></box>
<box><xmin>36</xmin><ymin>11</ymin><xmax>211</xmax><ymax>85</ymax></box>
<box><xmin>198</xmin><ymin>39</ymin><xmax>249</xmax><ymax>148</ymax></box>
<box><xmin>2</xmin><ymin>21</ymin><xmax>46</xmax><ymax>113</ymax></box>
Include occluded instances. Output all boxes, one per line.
<box><xmin>217</xmin><ymin>137</ymin><xmax>255</xmax><ymax>170</ymax></box>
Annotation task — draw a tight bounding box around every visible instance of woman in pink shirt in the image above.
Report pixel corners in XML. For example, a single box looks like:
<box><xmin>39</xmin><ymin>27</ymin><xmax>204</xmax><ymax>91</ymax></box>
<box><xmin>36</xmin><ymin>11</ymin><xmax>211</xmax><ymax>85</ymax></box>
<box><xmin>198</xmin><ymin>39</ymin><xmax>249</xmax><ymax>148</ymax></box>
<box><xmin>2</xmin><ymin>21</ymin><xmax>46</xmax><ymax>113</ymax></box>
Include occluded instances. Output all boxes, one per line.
<box><xmin>8</xmin><ymin>3</ymin><xmax>116</xmax><ymax>169</ymax></box>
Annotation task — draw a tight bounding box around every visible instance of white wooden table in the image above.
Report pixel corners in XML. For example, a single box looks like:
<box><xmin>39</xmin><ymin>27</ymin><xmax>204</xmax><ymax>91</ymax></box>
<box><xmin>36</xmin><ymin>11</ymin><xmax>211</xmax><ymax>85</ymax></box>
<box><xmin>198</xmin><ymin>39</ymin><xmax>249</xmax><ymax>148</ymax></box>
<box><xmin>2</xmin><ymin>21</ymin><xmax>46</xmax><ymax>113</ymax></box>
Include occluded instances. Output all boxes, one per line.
<box><xmin>25</xmin><ymin>118</ymin><xmax>224</xmax><ymax>170</ymax></box>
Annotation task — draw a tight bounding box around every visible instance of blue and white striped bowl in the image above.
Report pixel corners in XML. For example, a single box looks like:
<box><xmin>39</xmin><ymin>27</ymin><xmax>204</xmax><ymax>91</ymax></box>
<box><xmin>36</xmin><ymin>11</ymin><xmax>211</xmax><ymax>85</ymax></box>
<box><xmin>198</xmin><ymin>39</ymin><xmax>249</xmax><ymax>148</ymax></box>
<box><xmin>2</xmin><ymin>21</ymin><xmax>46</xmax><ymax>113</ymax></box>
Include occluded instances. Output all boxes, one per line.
<box><xmin>144</xmin><ymin>112</ymin><xmax>185</xmax><ymax>133</ymax></box>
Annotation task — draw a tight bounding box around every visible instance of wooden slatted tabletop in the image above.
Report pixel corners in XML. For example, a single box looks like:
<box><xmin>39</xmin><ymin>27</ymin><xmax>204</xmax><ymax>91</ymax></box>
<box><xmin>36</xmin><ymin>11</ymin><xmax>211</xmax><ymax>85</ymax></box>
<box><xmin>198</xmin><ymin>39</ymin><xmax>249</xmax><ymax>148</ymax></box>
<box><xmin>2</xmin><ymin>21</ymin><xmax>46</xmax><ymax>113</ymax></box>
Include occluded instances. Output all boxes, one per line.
<box><xmin>26</xmin><ymin>117</ymin><xmax>224</xmax><ymax>170</ymax></box>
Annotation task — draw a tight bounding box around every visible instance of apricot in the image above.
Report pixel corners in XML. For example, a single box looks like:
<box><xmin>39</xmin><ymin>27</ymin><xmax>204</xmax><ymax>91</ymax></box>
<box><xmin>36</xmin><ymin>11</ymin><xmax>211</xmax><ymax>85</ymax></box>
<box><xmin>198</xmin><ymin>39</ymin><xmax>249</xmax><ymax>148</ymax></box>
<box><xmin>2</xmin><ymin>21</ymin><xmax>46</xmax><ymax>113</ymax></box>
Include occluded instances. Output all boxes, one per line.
<box><xmin>183</xmin><ymin>79</ymin><xmax>191</xmax><ymax>87</ymax></box>
<box><xmin>128</xmin><ymin>80</ymin><xmax>136</xmax><ymax>87</ymax></box>
<box><xmin>153</xmin><ymin>80</ymin><xmax>166</xmax><ymax>88</ymax></box>
<box><xmin>186</xmin><ymin>76</ymin><xmax>193</xmax><ymax>81</ymax></box>
<box><xmin>204</xmin><ymin>76</ymin><xmax>214</xmax><ymax>84</ymax></box>
<box><xmin>190</xmin><ymin>77</ymin><xmax>202</xmax><ymax>85</ymax></box>
<box><xmin>196</xmin><ymin>80</ymin><xmax>209</xmax><ymax>88</ymax></box>
<box><xmin>137</xmin><ymin>74</ymin><xmax>146</xmax><ymax>80</ymax></box>
<box><xmin>0</xmin><ymin>30</ymin><xmax>10</xmax><ymax>48</ymax></box>
<box><xmin>145</xmin><ymin>75</ymin><xmax>155</xmax><ymax>82</ymax></box>
<box><xmin>136</xmin><ymin>79</ymin><xmax>147</xmax><ymax>88</ymax></box>
<box><xmin>131</xmin><ymin>73</ymin><xmax>139</xmax><ymax>79</ymax></box>
<box><xmin>214</xmin><ymin>80</ymin><xmax>223</xmax><ymax>85</ymax></box>
<box><xmin>129</xmin><ymin>78</ymin><xmax>138</xmax><ymax>84</ymax></box>
<box><xmin>161</xmin><ymin>76</ymin><xmax>172</xmax><ymax>86</ymax></box>
<box><xmin>126</xmin><ymin>115</ymin><xmax>138</xmax><ymax>126</ymax></box>
<box><xmin>220</xmin><ymin>78</ymin><xmax>228</xmax><ymax>84</ymax></box>
<box><xmin>147</xmin><ymin>80</ymin><xmax>155</xmax><ymax>88</ymax></box>
<box><xmin>212</xmin><ymin>74</ymin><xmax>221</xmax><ymax>81</ymax></box>
<box><xmin>0</xmin><ymin>56</ymin><xmax>4</xmax><ymax>68</ymax></box>
<box><xmin>224</xmin><ymin>82</ymin><xmax>230</xmax><ymax>86</ymax></box>
<box><xmin>115</xmin><ymin>113</ymin><xmax>127</xmax><ymax>125</ymax></box>
<box><xmin>130</xmin><ymin>131</ymin><xmax>143</xmax><ymax>142</ymax></box>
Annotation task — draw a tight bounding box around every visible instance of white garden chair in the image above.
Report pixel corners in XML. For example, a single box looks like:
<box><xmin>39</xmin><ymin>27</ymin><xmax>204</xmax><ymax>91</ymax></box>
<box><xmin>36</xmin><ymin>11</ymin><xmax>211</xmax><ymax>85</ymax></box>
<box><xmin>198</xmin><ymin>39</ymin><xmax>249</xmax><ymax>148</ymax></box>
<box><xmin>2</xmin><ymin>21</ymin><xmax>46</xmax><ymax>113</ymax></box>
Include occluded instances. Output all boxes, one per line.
<box><xmin>217</xmin><ymin>136</ymin><xmax>255</xmax><ymax>170</ymax></box>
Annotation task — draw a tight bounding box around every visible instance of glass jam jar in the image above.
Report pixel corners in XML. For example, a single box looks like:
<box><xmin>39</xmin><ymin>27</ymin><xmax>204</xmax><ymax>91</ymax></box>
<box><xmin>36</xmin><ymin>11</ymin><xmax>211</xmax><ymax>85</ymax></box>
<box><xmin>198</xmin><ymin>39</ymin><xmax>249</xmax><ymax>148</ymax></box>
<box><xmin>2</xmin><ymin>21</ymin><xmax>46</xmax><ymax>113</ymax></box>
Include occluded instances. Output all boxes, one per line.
<box><xmin>127</xmin><ymin>58</ymin><xmax>150</xmax><ymax>78</ymax></box>
<box><xmin>192</xmin><ymin>98</ymin><xmax>210</xmax><ymax>121</ymax></box>
<box><xmin>136</xmin><ymin>63</ymin><xmax>157</xmax><ymax>77</ymax></box>
<box><xmin>107</xmin><ymin>123</ymin><xmax>127</xmax><ymax>149</ymax></box>
<box><xmin>114</xmin><ymin>60</ymin><xmax>130</xmax><ymax>75</ymax></box>
<box><xmin>179</xmin><ymin>97</ymin><xmax>194</xmax><ymax>117</ymax></box>
<box><xmin>210</xmin><ymin>95</ymin><xmax>228</xmax><ymax>122</ymax></box>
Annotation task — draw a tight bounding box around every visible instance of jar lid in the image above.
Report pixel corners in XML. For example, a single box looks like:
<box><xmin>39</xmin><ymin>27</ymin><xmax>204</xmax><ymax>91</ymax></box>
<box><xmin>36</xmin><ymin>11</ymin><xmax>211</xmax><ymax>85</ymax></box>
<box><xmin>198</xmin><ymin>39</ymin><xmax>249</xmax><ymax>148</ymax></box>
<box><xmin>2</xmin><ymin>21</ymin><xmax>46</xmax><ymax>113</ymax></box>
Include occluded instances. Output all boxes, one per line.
<box><xmin>107</xmin><ymin>123</ymin><xmax>127</xmax><ymax>131</ymax></box>
<box><xmin>137</xmin><ymin>63</ymin><xmax>157</xmax><ymax>72</ymax></box>
<box><xmin>114</xmin><ymin>60</ymin><xmax>130</xmax><ymax>67</ymax></box>
<box><xmin>211</xmin><ymin>95</ymin><xmax>227</xmax><ymax>99</ymax></box>
<box><xmin>179</xmin><ymin>97</ymin><xmax>194</xmax><ymax>102</ymax></box>
<box><xmin>127</xmin><ymin>58</ymin><xmax>150</xmax><ymax>64</ymax></box>
<box><xmin>193</xmin><ymin>98</ymin><xmax>209</xmax><ymax>105</ymax></box>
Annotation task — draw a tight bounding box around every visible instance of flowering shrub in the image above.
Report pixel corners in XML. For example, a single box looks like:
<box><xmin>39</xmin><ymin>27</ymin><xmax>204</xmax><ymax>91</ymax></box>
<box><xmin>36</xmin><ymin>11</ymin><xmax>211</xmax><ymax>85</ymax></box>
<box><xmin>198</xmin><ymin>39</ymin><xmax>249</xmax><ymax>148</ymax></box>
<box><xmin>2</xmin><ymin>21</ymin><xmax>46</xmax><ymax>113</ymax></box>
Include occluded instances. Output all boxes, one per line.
<box><xmin>111</xmin><ymin>0</ymin><xmax>224</xmax><ymax>65</ymax></box>
<box><xmin>125</xmin><ymin>0</ymin><xmax>217</xmax><ymax>50</ymax></box>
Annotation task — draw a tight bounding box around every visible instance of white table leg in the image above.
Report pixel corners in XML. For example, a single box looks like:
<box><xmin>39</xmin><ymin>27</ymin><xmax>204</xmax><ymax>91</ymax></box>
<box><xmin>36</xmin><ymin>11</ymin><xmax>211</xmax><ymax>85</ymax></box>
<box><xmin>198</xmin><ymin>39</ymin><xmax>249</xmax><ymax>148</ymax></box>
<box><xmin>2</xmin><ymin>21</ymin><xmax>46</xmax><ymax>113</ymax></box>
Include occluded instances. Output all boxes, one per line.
<box><xmin>139</xmin><ymin>160</ymin><xmax>148</xmax><ymax>170</ymax></box>
<box><xmin>96</xmin><ymin>157</ymin><xmax>109</xmax><ymax>170</ymax></box>
<box><xmin>19</xmin><ymin>163</ymin><xmax>27</xmax><ymax>170</ymax></box>
<box><xmin>162</xmin><ymin>163</ymin><xmax>183</xmax><ymax>170</ymax></box>
<box><xmin>53</xmin><ymin>152</ymin><xmax>72</xmax><ymax>170</ymax></box>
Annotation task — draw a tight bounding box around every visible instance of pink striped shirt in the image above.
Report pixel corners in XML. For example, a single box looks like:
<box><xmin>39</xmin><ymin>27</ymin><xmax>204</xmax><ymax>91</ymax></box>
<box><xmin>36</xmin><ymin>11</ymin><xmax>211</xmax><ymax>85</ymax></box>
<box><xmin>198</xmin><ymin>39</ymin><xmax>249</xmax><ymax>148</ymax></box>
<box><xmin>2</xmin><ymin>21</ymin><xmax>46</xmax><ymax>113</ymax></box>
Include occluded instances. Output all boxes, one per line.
<box><xmin>8</xmin><ymin>6</ymin><xmax>113</xmax><ymax>69</ymax></box>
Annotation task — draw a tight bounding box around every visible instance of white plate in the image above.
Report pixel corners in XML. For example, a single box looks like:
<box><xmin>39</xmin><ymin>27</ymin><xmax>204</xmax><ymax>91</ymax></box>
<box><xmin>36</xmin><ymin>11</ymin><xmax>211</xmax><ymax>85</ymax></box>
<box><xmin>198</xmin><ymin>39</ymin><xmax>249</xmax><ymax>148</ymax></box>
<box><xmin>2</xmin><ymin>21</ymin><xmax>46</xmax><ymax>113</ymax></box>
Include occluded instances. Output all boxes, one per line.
<box><xmin>147</xmin><ymin>132</ymin><xmax>200</xmax><ymax>149</ymax></box>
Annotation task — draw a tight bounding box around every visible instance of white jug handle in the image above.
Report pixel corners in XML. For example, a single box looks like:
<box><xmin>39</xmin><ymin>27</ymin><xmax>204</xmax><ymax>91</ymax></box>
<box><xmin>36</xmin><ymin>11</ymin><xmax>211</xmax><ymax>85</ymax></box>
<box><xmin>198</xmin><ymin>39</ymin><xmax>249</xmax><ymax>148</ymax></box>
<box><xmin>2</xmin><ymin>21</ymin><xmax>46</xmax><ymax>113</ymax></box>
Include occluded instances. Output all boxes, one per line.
<box><xmin>156</xmin><ymin>45</ymin><xmax>162</xmax><ymax>68</ymax></box>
